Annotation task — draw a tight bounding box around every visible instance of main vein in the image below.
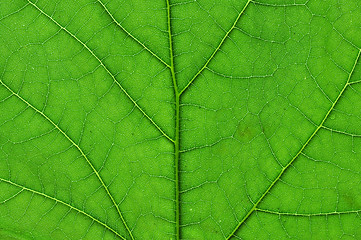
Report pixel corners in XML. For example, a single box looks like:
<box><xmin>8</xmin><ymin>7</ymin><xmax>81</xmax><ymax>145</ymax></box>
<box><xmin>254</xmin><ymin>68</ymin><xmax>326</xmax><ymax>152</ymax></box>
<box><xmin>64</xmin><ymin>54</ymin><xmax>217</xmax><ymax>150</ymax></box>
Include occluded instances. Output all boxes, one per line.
<box><xmin>166</xmin><ymin>0</ymin><xmax>180</xmax><ymax>240</ymax></box>
<box><xmin>26</xmin><ymin>0</ymin><xmax>174</xmax><ymax>144</ymax></box>
<box><xmin>0</xmin><ymin>177</ymin><xmax>125</xmax><ymax>240</ymax></box>
<box><xmin>226</xmin><ymin>48</ymin><xmax>361</xmax><ymax>239</ymax></box>
<box><xmin>0</xmin><ymin>79</ymin><xmax>131</xmax><ymax>240</ymax></box>
<box><xmin>166</xmin><ymin>0</ymin><xmax>181</xmax><ymax>239</ymax></box>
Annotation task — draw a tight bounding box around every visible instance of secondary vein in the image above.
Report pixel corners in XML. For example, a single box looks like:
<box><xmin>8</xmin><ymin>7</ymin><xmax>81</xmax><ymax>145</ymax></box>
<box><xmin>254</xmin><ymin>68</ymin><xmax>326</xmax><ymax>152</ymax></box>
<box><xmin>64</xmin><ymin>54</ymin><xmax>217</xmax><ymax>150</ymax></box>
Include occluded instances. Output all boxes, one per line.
<box><xmin>179</xmin><ymin>0</ymin><xmax>252</xmax><ymax>96</ymax></box>
<box><xmin>96</xmin><ymin>0</ymin><xmax>171</xmax><ymax>69</ymax></box>
<box><xmin>0</xmin><ymin>78</ymin><xmax>133</xmax><ymax>240</ymax></box>
<box><xmin>226</xmin><ymin>48</ymin><xmax>361</xmax><ymax>239</ymax></box>
<box><xmin>26</xmin><ymin>0</ymin><xmax>174</xmax><ymax>144</ymax></box>
<box><xmin>255</xmin><ymin>208</ymin><xmax>361</xmax><ymax>217</ymax></box>
<box><xmin>0</xmin><ymin>177</ymin><xmax>125</xmax><ymax>240</ymax></box>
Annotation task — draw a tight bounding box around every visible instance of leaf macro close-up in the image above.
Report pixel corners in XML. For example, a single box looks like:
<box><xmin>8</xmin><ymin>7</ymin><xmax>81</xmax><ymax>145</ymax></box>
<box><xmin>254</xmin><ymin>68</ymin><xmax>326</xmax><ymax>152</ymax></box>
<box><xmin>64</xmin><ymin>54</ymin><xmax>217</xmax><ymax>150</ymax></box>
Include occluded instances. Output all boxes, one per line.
<box><xmin>1</xmin><ymin>0</ymin><xmax>361</xmax><ymax>239</ymax></box>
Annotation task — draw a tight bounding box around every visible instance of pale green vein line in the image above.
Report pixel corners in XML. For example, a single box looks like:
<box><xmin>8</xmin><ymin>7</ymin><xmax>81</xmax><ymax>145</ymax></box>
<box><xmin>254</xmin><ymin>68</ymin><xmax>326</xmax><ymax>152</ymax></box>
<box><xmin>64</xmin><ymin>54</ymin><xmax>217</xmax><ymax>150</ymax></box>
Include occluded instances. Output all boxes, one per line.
<box><xmin>249</xmin><ymin>0</ymin><xmax>306</xmax><ymax>7</ymax></box>
<box><xmin>255</xmin><ymin>208</ymin><xmax>361</xmax><ymax>217</ymax></box>
<box><xmin>178</xmin><ymin>0</ymin><xmax>252</xmax><ymax>96</ymax></box>
<box><xmin>26</xmin><ymin>0</ymin><xmax>174</xmax><ymax>144</ymax></box>
<box><xmin>321</xmin><ymin>125</ymin><xmax>361</xmax><ymax>138</ymax></box>
<box><xmin>166</xmin><ymin>1</ymin><xmax>178</xmax><ymax>95</ymax></box>
<box><xmin>96</xmin><ymin>0</ymin><xmax>171</xmax><ymax>69</ymax></box>
<box><xmin>0</xmin><ymin>188</ymin><xmax>24</xmax><ymax>204</ymax></box>
<box><xmin>0</xmin><ymin>177</ymin><xmax>125</xmax><ymax>240</ymax></box>
<box><xmin>166</xmin><ymin>0</ymin><xmax>181</xmax><ymax>239</ymax></box>
<box><xmin>0</xmin><ymin>79</ymin><xmax>133</xmax><ymax>240</ymax></box>
<box><xmin>0</xmin><ymin>2</ymin><xmax>29</xmax><ymax>22</ymax></box>
<box><xmin>226</xmin><ymin>49</ymin><xmax>361</xmax><ymax>239</ymax></box>
<box><xmin>349</xmin><ymin>79</ymin><xmax>361</xmax><ymax>85</ymax></box>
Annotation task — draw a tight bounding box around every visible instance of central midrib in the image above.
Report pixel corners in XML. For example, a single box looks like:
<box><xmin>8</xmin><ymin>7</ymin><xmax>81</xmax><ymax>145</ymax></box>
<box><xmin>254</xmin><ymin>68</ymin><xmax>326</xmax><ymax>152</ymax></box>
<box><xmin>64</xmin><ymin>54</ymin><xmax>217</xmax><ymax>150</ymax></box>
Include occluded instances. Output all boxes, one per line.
<box><xmin>167</xmin><ymin>1</ymin><xmax>253</xmax><ymax>239</ymax></box>
<box><xmin>166</xmin><ymin>1</ymin><xmax>181</xmax><ymax>240</ymax></box>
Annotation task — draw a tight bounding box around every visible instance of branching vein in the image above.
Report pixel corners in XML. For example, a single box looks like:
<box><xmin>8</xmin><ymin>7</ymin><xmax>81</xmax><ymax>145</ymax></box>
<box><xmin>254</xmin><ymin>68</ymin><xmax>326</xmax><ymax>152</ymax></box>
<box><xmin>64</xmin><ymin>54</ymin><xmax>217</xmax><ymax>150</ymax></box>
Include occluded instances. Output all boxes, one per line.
<box><xmin>0</xmin><ymin>177</ymin><xmax>125</xmax><ymax>239</ymax></box>
<box><xmin>226</xmin><ymin>48</ymin><xmax>361</xmax><ymax>239</ymax></box>
<box><xmin>26</xmin><ymin>0</ymin><xmax>174</xmax><ymax>144</ymax></box>
<box><xmin>96</xmin><ymin>0</ymin><xmax>171</xmax><ymax>68</ymax></box>
<box><xmin>179</xmin><ymin>0</ymin><xmax>252</xmax><ymax>95</ymax></box>
<box><xmin>0</xmin><ymin>79</ymin><xmax>133</xmax><ymax>240</ymax></box>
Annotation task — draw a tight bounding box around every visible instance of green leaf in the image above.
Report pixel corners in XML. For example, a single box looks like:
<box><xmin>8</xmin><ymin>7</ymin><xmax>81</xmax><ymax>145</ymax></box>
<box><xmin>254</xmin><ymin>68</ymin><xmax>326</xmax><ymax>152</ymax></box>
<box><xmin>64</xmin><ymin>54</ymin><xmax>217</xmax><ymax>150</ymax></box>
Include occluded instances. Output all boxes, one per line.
<box><xmin>1</xmin><ymin>0</ymin><xmax>361</xmax><ymax>239</ymax></box>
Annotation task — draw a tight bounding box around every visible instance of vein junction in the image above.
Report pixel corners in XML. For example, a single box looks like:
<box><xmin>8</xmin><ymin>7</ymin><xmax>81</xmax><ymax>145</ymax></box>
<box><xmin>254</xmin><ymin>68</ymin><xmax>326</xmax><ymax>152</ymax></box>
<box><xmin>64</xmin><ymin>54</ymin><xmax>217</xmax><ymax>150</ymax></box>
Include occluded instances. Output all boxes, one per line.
<box><xmin>1</xmin><ymin>0</ymin><xmax>361</xmax><ymax>240</ymax></box>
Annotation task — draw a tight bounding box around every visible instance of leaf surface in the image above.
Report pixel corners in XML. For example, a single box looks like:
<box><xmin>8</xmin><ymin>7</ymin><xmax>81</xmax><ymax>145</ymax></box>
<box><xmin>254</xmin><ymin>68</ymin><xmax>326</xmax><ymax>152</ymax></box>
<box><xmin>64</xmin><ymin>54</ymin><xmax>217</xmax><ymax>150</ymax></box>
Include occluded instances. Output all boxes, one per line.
<box><xmin>1</xmin><ymin>0</ymin><xmax>361</xmax><ymax>239</ymax></box>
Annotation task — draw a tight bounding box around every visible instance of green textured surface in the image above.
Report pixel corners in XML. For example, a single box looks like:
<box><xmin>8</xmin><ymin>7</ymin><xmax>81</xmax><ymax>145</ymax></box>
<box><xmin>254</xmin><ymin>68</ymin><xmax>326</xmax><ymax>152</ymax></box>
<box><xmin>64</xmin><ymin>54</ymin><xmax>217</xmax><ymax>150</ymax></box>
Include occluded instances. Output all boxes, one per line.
<box><xmin>0</xmin><ymin>0</ymin><xmax>361</xmax><ymax>239</ymax></box>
